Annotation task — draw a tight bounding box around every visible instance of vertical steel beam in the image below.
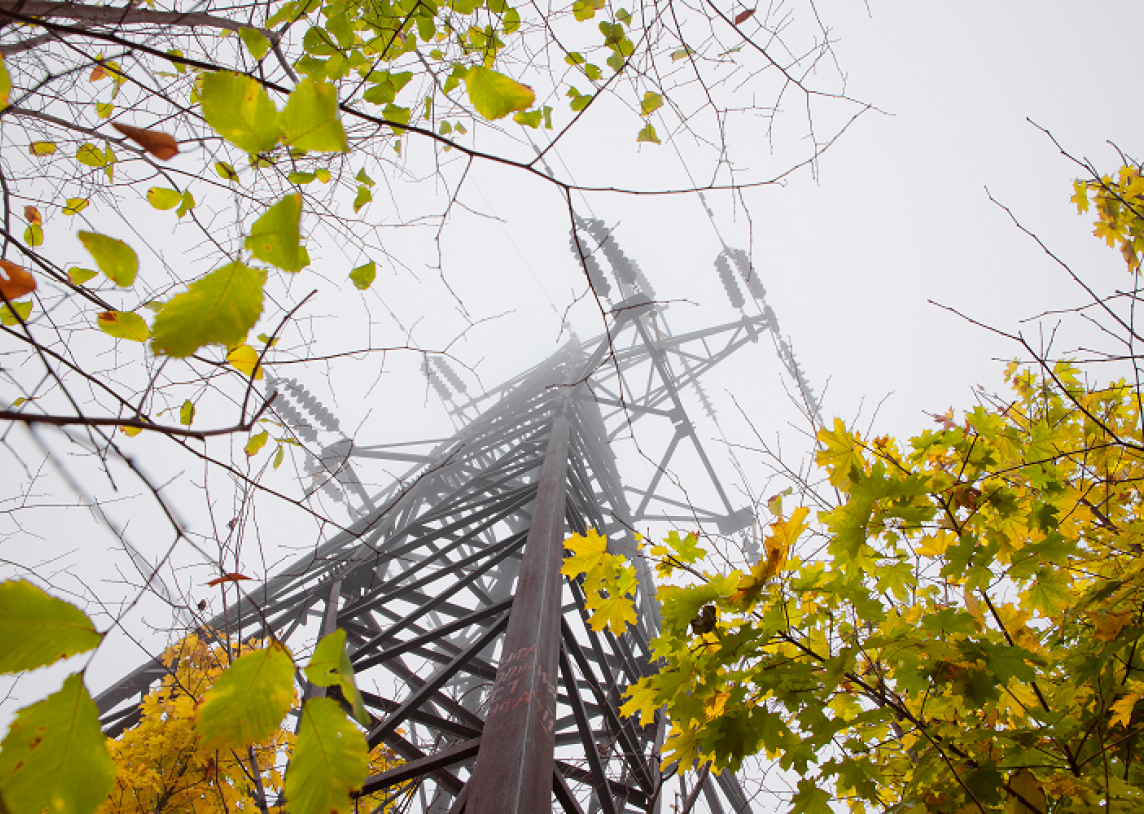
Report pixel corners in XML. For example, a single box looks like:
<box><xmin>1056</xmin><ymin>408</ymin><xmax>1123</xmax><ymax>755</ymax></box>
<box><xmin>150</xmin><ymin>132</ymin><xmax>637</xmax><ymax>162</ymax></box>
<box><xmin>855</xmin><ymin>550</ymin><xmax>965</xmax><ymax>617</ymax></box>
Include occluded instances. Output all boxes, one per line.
<box><xmin>466</xmin><ymin>412</ymin><xmax>570</xmax><ymax>814</ymax></box>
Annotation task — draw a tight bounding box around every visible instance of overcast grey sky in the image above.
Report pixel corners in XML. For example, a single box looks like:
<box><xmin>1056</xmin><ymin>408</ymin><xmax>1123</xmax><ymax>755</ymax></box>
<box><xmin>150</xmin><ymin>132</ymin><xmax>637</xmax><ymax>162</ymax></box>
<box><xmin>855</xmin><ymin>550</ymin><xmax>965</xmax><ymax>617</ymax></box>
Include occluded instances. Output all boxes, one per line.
<box><xmin>3</xmin><ymin>4</ymin><xmax>1143</xmax><ymax>786</ymax></box>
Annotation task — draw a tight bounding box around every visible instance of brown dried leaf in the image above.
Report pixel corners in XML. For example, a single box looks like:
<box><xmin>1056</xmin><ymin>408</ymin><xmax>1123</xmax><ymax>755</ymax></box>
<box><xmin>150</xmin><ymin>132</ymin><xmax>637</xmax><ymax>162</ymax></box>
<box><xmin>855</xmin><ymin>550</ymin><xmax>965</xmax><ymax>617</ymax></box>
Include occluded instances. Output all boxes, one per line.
<box><xmin>23</xmin><ymin>206</ymin><xmax>41</xmax><ymax>225</ymax></box>
<box><xmin>111</xmin><ymin>122</ymin><xmax>179</xmax><ymax>161</ymax></box>
<box><xmin>206</xmin><ymin>573</ymin><xmax>253</xmax><ymax>587</ymax></box>
<box><xmin>0</xmin><ymin>259</ymin><xmax>36</xmax><ymax>300</ymax></box>
<box><xmin>733</xmin><ymin>7</ymin><xmax>755</xmax><ymax>24</ymax></box>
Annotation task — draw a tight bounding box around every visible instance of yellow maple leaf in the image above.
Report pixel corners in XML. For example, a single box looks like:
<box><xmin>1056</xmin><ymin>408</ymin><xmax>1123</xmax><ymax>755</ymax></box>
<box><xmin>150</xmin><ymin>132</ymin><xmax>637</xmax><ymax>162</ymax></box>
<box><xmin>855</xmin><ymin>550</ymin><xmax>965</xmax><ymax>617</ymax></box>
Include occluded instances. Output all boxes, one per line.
<box><xmin>1090</xmin><ymin>609</ymin><xmax>1132</xmax><ymax>642</ymax></box>
<box><xmin>917</xmin><ymin>529</ymin><xmax>956</xmax><ymax>557</ymax></box>
<box><xmin>816</xmin><ymin>418</ymin><xmax>865</xmax><ymax>486</ymax></box>
<box><xmin>619</xmin><ymin>677</ymin><xmax>660</xmax><ymax>727</ymax></box>
<box><xmin>731</xmin><ymin>507</ymin><xmax>809</xmax><ymax>606</ymax></box>
<box><xmin>661</xmin><ymin>723</ymin><xmax>703</xmax><ymax>770</ymax></box>
<box><xmin>561</xmin><ymin>530</ymin><xmax>610</xmax><ymax>579</ymax></box>
<box><xmin>1110</xmin><ymin>692</ymin><xmax>1140</xmax><ymax>728</ymax></box>
<box><xmin>587</xmin><ymin>569</ymin><xmax>638</xmax><ymax>634</ymax></box>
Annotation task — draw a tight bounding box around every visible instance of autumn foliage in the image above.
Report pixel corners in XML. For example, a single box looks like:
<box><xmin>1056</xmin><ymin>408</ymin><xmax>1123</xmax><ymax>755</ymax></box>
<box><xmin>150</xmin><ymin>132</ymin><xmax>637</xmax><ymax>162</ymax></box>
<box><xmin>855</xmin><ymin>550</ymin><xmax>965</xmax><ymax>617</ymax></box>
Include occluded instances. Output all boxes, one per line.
<box><xmin>568</xmin><ymin>168</ymin><xmax>1144</xmax><ymax>814</ymax></box>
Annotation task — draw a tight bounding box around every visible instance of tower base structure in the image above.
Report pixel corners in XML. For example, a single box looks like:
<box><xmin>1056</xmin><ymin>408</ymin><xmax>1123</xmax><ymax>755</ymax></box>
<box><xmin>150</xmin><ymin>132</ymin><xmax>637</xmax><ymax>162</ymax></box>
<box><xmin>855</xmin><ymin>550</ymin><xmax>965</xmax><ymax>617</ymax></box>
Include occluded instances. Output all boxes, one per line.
<box><xmin>97</xmin><ymin>296</ymin><xmax>767</xmax><ymax>813</ymax></box>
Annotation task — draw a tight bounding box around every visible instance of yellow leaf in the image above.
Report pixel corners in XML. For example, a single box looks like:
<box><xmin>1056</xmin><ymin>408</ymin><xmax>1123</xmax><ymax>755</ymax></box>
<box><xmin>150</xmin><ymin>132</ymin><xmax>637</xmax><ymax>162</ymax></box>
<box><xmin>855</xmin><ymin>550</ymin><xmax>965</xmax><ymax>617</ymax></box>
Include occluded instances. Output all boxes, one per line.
<box><xmin>816</xmin><ymin>418</ymin><xmax>865</xmax><ymax>486</ymax></box>
<box><xmin>917</xmin><ymin>529</ymin><xmax>955</xmax><ymax>557</ymax></box>
<box><xmin>1090</xmin><ymin>609</ymin><xmax>1132</xmax><ymax>642</ymax></box>
<box><xmin>619</xmin><ymin>678</ymin><xmax>659</xmax><ymax>727</ymax></box>
<box><xmin>587</xmin><ymin>572</ymin><xmax>638</xmax><ymax>634</ymax></box>
<box><xmin>1005</xmin><ymin>768</ymin><xmax>1046</xmax><ymax>814</ymax></box>
<box><xmin>661</xmin><ymin>723</ymin><xmax>702</xmax><ymax>770</ymax></box>
<box><xmin>561</xmin><ymin>530</ymin><xmax>610</xmax><ymax>579</ymax></box>
<box><xmin>1110</xmin><ymin>692</ymin><xmax>1140</xmax><ymax>728</ymax></box>
<box><xmin>227</xmin><ymin>343</ymin><xmax>264</xmax><ymax>379</ymax></box>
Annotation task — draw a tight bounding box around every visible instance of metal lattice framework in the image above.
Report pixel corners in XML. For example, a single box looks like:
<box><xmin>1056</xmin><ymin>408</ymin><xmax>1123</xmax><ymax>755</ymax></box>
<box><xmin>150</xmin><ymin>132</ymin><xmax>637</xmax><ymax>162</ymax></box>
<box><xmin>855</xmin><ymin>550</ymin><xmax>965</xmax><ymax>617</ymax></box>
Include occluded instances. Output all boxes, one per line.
<box><xmin>95</xmin><ymin>292</ymin><xmax>771</xmax><ymax>814</ymax></box>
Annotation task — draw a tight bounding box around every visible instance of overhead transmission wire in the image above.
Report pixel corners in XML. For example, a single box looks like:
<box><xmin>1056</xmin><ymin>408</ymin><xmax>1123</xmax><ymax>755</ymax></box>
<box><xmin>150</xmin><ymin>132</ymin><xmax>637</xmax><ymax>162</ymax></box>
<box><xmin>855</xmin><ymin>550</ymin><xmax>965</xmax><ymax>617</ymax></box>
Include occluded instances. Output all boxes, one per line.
<box><xmin>656</xmin><ymin>110</ymin><xmax>824</xmax><ymax>428</ymax></box>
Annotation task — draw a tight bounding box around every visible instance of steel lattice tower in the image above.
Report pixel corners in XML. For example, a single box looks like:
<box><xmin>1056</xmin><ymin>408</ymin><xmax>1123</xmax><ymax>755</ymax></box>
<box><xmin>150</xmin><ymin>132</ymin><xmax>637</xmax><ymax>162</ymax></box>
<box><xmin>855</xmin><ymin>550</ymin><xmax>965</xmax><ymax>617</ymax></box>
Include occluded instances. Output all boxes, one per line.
<box><xmin>95</xmin><ymin>292</ymin><xmax>771</xmax><ymax>814</ymax></box>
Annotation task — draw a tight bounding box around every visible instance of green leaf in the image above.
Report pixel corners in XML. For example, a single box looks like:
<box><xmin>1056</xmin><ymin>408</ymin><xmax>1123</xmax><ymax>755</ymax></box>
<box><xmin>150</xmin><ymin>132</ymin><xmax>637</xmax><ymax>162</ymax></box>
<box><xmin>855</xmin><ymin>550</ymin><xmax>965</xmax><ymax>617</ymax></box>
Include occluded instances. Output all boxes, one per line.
<box><xmin>78</xmin><ymin>231</ymin><xmax>138</xmax><ymax>287</ymax></box>
<box><xmin>245</xmin><ymin>194</ymin><xmax>307</xmax><ymax>272</ymax></box>
<box><xmin>215</xmin><ymin>160</ymin><xmax>239</xmax><ymax>181</ymax></box>
<box><xmin>285</xmin><ymin>697</ymin><xmax>367</xmax><ymax>814</ymax></box>
<box><xmin>304</xmin><ymin>629</ymin><xmax>368</xmax><ymax>724</ymax></box>
<box><xmin>636</xmin><ymin>122</ymin><xmax>660</xmax><ymax>144</ymax></box>
<box><xmin>201</xmin><ymin>71</ymin><xmax>281</xmax><ymax>154</ymax></box>
<box><xmin>62</xmin><ymin>197</ymin><xmax>88</xmax><ymax>216</ymax></box>
<box><xmin>352</xmin><ymin>185</ymin><xmax>371</xmax><ymax>213</ymax></box>
<box><xmin>0</xmin><ymin>674</ymin><xmax>115</xmax><ymax>814</ymax></box>
<box><xmin>316</xmin><ymin>168</ymin><xmax>332</xmax><ymax>183</ymax></box>
<box><xmin>349</xmin><ymin>260</ymin><xmax>376</xmax><ymax>290</ymax></box>
<box><xmin>196</xmin><ymin>641</ymin><xmax>295</xmax><ymax>751</ymax></box>
<box><xmin>790</xmin><ymin>778</ymin><xmax>832</xmax><ymax>814</ymax></box>
<box><xmin>179</xmin><ymin>399</ymin><xmax>195</xmax><ymax>426</ymax></box>
<box><xmin>68</xmin><ymin>267</ymin><xmax>97</xmax><ymax>285</ymax></box>
<box><xmin>281</xmin><ymin>78</ymin><xmax>347</xmax><ymax>152</ymax></box>
<box><xmin>289</xmin><ymin>171</ymin><xmax>317</xmax><ymax>184</ymax></box>
<box><xmin>177</xmin><ymin>190</ymin><xmax>195</xmax><ymax>218</ymax></box>
<box><xmin>23</xmin><ymin>223</ymin><xmax>42</xmax><ymax>247</ymax></box>
<box><xmin>355</xmin><ymin>168</ymin><xmax>374</xmax><ymax>187</ymax></box>
<box><xmin>146</xmin><ymin>187</ymin><xmax>181</xmax><ymax>210</ymax></box>
<box><xmin>97</xmin><ymin>310</ymin><xmax>150</xmax><ymax>342</ymax></box>
<box><xmin>0</xmin><ymin>301</ymin><xmax>33</xmax><ymax>326</ymax></box>
<box><xmin>239</xmin><ymin>26</ymin><xmax>271</xmax><ymax>60</ymax></box>
<box><xmin>245</xmin><ymin>429</ymin><xmax>269</xmax><ymax>456</ymax></box>
<box><xmin>273</xmin><ymin>444</ymin><xmax>286</xmax><ymax>469</ymax></box>
<box><xmin>640</xmin><ymin>91</ymin><xmax>663</xmax><ymax>116</ymax></box>
<box><xmin>503</xmin><ymin>7</ymin><xmax>520</xmax><ymax>32</ymax></box>
<box><xmin>75</xmin><ymin>144</ymin><xmax>109</xmax><ymax>168</ymax></box>
<box><xmin>382</xmin><ymin>103</ymin><xmax>409</xmax><ymax>134</ymax></box>
<box><xmin>150</xmin><ymin>260</ymin><xmax>266</xmax><ymax>357</ymax></box>
<box><xmin>514</xmin><ymin>109</ymin><xmax>543</xmax><ymax>128</ymax></box>
<box><xmin>464</xmin><ymin>66</ymin><xmax>535</xmax><ymax>120</ymax></box>
<box><xmin>0</xmin><ymin>580</ymin><xmax>101</xmax><ymax>673</ymax></box>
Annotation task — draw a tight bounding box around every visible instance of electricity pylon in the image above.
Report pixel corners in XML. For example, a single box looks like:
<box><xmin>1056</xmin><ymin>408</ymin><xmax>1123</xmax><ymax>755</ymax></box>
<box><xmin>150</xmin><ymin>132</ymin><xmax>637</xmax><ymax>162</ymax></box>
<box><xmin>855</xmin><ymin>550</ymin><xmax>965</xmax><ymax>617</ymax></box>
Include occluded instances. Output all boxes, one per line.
<box><xmin>95</xmin><ymin>226</ymin><xmax>803</xmax><ymax>813</ymax></box>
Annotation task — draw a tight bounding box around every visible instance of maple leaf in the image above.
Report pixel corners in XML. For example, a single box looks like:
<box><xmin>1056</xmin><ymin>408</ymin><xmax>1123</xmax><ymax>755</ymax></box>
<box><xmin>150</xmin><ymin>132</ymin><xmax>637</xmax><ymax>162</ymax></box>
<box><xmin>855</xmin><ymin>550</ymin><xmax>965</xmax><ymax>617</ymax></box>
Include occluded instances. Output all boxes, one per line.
<box><xmin>587</xmin><ymin>570</ymin><xmax>639</xmax><ymax>634</ymax></box>
<box><xmin>816</xmin><ymin>418</ymin><xmax>865</xmax><ymax>486</ymax></box>
<box><xmin>561</xmin><ymin>530</ymin><xmax>610</xmax><ymax>578</ymax></box>
<box><xmin>932</xmin><ymin>407</ymin><xmax>957</xmax><ymax>431</ymax></box>
<box><xmin>1110</xmin><ymin>693</ymin><xmax>1140</xmax><ymax>728</ymax></box>
<box><xmin>620</xmin><ymin>677</ymin><xmax>660</xmax><ymax>726</ymax></box>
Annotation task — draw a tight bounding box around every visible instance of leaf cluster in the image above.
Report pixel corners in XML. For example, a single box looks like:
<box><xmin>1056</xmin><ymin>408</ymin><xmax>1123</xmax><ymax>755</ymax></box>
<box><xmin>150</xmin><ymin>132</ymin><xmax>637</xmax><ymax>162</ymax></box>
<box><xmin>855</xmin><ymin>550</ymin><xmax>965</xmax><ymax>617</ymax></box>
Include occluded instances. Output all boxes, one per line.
<box><xmin>0</xmin><ymin>582</ymin><xmax>399</xmax><ymax>814</ymax></box>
